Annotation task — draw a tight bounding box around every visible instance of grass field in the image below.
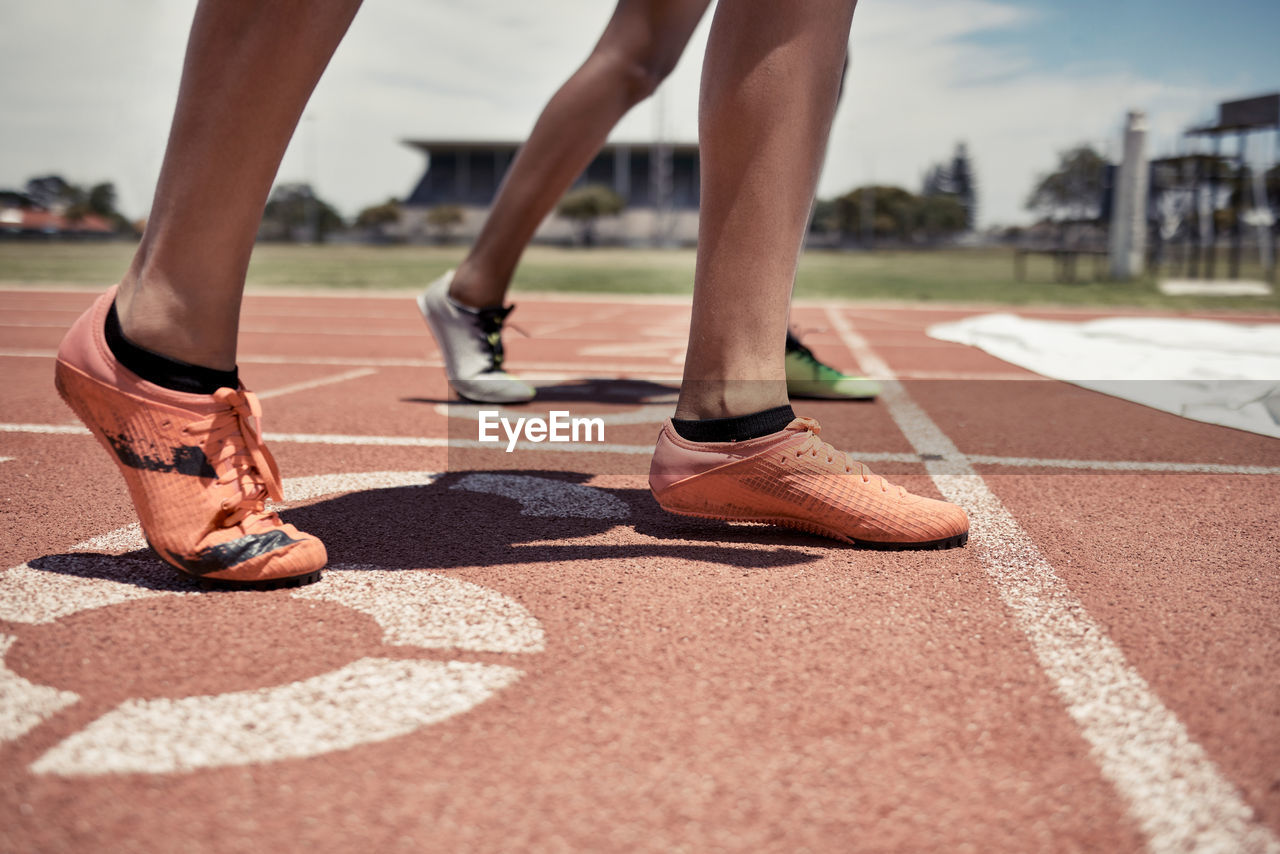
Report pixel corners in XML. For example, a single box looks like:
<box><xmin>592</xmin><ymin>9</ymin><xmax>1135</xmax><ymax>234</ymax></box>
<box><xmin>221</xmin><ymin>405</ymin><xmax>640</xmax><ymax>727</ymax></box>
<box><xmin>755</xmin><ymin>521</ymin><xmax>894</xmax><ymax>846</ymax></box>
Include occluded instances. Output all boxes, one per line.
<box><xmin>1</xmin><ymin>240</ymin><xmax>1278</xmax><ymax>313</ymax></box>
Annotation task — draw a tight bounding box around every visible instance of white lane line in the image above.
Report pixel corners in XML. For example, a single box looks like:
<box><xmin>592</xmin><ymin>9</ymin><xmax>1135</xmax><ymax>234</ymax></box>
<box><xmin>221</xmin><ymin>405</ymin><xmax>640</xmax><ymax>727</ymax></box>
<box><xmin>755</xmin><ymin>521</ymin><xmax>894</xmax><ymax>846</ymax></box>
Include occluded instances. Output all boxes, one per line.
<box><xmin>3</xmin><ymin>421</ymin><xmax>1279</xmax><ymax>474</ymax></box>
<box><xmin>0</xmin><ymin>457</ymin><xmax>12</xmax><ymax>463</ymax></box>
<box><xmin>0</xmin><ymin>347</ymin><xmax>1036</xmax><ymax>382</ymax></box>
<box><xmin>0</xmin><ymin>349</ymin><xmax>685</xmax><ymax>380</ymax></box>
<box><xmin>0</xmin><ymin>634</ymin><xmax>80</xmax><ymax>742</ymax></box>
<box><xmin>0</xmin><ymin>348</ymin><xmax>56</xmax><ymax>358</ymax></box>
<box><xmin>967</xmin><ymin>454</ymin><xmax>1280</xmax><ymax>475</ymax></box>
<box><xmin>0</xmin><ymin>423</ymin><xmax>89</xmax><ymax>435</ymax></box>
<box><xmin>262</xmin><ymin>431</ymin><xmax>447</xmax><ymax>447</ymax></box>
<box><xmin>235</xmin><ymin>325</ymin><xmax>427</xmax><ymax>338</ymax></box>
<box><xmin>825</xmin><ymin>306</ymin><xmax>1280</xmax><ymax>854</ymax></box>
<box><xmin>255</xmin><ymin>367</ymin><xmax>378</xmax><ymax>401</ymax></box>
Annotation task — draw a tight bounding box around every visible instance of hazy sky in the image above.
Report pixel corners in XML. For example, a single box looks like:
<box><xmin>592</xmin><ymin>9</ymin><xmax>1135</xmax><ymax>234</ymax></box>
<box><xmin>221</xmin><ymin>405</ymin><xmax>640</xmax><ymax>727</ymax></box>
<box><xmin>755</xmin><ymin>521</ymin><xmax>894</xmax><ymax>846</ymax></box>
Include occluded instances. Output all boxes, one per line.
<box><xmin>2</xmin><ymin>0</ymin><xmax>1277</xmax><ymax>226</ymax></box>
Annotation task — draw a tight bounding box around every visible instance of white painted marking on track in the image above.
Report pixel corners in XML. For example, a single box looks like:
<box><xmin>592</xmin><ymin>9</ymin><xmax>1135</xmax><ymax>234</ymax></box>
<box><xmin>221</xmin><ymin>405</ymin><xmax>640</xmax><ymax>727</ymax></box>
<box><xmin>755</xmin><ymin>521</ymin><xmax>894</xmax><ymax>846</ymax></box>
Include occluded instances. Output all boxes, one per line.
<box><xmin>0</xmin><ymin>347</ymin><xmax>686</xmax><ymax>378</ymax></box>
<box><xmin>0</xmin><ymin>320</ymin><xmax>72</xmax><ymax>328</ymax></box>
<box><xmin>0</xmin><ymin>456</ymin><xmax>13</xmax><ymax>463</ymax></box>
<box><xmin>0</xmin><ymin>348</ymin><xmax>56</xmax><ymax>358</ymax></box>
<box><xmin>825</xmin><ymin>305</ymin><xmax>1280</xmax><ymax>854</ymax></box>
<box><xmin>0</xmin><ymin>422</ymin><xmax>90</xmax><ymax>435</ymax></box>
<box><xmin>30</xmin><ymin>658</ymin><xmax>521</xmax><ymax>776</ymax></box>
<box><xmin>0</xmin><ymin>635</ymin><xmax>79</xmax><ymax>741</ymax></box>
<box><xmin>295</xmin><ymin>565</ymin><xmax>546</xmax><ymax>653</ymax></box>
<box><xmin>255</xmin><ymin>367</ymin><xmax>378</xmax><ymax>400</ymax></box>
<box><xmin>278</xmin><ymin>470</ymin><xmax>440</xmax><ymax>504</ymax></box>
<box><xmin>965</xmin><ymin>454</ymin><xmax>1280</xmax><ymax>475</ymax></box>
<box><xmin>2</xmin><ymin>470</ymin><xmax>639</xmax><ymax>775</ymax></box>
<box><xmin>264</xmin><ymin>431</ymin><xmax>448</xmax><ymax>447</ymax></box>
<box><xmin>71</xmin><ymin>522</ymin><xmax>146</xmax><ymax>553</ymax></box>
<box><xmin>0</xmin><ymin>555</ymin><xmax>182</xmax><ymax>625</ymax></box>
<box><xmin>4</xmin><ymin>421</ymin><xmax>1279</xmax><ymax>473</ymax></box>
<box><xmin>451</xmin><ymin>473</ymin><xmax>630</xmax><ymax>519</ymax></box>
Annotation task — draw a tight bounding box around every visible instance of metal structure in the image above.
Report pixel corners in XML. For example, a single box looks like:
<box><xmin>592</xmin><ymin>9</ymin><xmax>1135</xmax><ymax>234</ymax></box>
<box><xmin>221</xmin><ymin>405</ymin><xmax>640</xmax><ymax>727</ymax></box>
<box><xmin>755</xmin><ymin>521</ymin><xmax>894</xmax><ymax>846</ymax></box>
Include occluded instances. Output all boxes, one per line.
<box><xmin>1176</xmin><ymin>93</ymin><xmax>1279</xmax><ymax>282</ymax></box>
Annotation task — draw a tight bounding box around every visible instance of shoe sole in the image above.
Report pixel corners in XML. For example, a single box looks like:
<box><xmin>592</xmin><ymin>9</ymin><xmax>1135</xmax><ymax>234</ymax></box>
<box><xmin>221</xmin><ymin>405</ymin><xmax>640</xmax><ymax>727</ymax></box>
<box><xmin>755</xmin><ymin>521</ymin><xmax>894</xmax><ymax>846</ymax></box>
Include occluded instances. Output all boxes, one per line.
<box><xmin>193</xmin><ymin>569</ymin><xmax>323</xmax><ymax>591</ymax></box>
<box><xmin>142</xmin><ymin>534</ymin><xmax>325</xmax><ymax>591</ymax></box>
<box><xmin>658</xmin><ymin>505</ymin><xmax>969</xmax><ymax>551</ymax></box>
<box><xmin>57</xmin><ymin>361</ymin><xmax>326</xmax><ymax>591</ymax></box>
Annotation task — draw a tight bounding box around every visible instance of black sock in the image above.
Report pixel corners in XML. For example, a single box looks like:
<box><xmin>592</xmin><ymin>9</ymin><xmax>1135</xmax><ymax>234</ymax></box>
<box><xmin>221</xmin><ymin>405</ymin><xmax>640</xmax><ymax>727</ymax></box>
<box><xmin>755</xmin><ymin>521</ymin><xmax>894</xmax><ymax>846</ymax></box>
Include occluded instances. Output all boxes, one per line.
<box><xmin>671</xmin><ymin>404</ymin><xmax>795</xmax><ymax>443</ymax></box>
<box><xmin>104</xmin><ymin>301</ymin><xmax>239</xmax><ymax>395</ymax></box>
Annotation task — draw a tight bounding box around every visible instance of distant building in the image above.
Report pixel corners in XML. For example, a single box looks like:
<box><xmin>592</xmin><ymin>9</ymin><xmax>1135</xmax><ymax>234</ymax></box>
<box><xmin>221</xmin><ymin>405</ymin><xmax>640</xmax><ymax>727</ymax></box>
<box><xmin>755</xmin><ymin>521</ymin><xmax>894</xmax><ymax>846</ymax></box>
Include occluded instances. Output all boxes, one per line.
<box><xmin>400</xmin><ymin>139</ymin><xmax>701</xmax><ymax>245</ymax></box>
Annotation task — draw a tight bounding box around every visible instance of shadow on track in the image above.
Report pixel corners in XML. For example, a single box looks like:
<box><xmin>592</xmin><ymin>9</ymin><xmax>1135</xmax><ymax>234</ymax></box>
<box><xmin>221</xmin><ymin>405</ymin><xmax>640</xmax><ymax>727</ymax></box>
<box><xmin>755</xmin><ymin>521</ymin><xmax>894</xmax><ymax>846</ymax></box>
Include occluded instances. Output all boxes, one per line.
<box><xmin>400</xmin><ymin>377</ymin><xmax>680</xmax><ymax>407</ymax></box>
<box><xmin>28</xmin><ymin>469</ymin><xmax>828</xmax><ymax>592</ymax></box>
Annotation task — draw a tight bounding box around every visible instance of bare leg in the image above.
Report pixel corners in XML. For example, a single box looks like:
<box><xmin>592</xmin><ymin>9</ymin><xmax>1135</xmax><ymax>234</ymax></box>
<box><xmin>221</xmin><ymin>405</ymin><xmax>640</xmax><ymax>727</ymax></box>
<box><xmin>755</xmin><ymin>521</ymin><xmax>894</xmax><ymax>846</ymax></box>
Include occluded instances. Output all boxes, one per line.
<box><xmin>674</xmin><ymin>0</ymin><xmax>856</xmax><ymax>420</ymax></box>
<box><xmin>449</xmin><ymin>0</ymin><xmax>711</xmax><ymax>309</ymax></box>
<box><xmin>115</xmin><ymin>0</ymin><xmax>363</xmax><ymax>370</ymax></box>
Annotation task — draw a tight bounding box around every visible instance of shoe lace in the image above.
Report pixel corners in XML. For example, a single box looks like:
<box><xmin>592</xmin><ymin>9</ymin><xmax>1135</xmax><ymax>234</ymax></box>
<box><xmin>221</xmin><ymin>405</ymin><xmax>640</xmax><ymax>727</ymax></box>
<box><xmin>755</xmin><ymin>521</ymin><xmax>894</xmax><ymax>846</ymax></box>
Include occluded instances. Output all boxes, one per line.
<box><xmin>182</xmin><ymin>388</ymin><xmax>284</xmax><ymax>529</ymax></box>
<box><xmin>789</xmin><ymin>417</ymin><xmax>903</xmax><ymax>495</ymax></box>
<box><xmin>786</xmin><ymin>330</ymin><xmax>845</xmax><ymax>380</ymax></box>
<box><xmin>473</xmin><ymin>305</ymin><xmax>523</xmax><ymax>372</ymax></box>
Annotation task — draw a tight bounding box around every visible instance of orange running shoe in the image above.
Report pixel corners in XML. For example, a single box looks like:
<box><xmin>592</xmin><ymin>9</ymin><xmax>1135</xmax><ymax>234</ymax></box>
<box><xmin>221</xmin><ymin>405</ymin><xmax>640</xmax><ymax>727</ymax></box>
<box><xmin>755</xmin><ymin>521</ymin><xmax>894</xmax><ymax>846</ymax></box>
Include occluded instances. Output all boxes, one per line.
<box><xmin>650</xmin><ymin>416</ymin><xmax>968</xmax><ymax>549</ymax></box>
<box><xmin>54</xmin><ymin>287</ymin><xmax>326</xmax><ymax>588</ymax></box>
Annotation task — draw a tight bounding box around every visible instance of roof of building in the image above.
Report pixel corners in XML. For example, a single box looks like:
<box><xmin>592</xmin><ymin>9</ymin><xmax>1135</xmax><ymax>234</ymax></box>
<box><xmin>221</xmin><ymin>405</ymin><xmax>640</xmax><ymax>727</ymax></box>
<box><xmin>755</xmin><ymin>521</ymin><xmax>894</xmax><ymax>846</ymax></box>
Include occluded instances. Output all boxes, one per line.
<box><xmin>0</xmin><ymin>205</ymin><xmax>114</xmax><ymax>234</ymax></box>
<box><xmin>403</xmin><ymin>138</ymin><xmax>699</xmax><ymax>156</ymax></box>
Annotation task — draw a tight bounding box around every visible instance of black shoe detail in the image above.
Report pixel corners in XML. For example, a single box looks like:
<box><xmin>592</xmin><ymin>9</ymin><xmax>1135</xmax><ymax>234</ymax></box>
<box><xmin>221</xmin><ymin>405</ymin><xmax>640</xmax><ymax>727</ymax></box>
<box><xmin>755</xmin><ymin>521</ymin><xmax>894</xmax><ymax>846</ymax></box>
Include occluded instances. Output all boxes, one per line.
<box><xmin>104</xmin><ymin>431</ymin><xmax>218</xmax><ymax>479</ymax></box>
<box><xmin>104</xmin><ymin>300</ymin><xmax>239</xmax><ymax>395</ymax></box>
<box><xmin>671</xmin><ymin>405</ymin><xmax>796</xmax><ymax>443</ymax></box>
<box><xmin>785</xmin><ymin>332</ymin><xmax>826</xmax><ymax>371</ymax></box>
<box><xmin>474</xmin><ymin>305</ymin><xmax>515</xmax><ymax>372</ymax></box>
<box><xmin>852</xmin><ymin>531</ymin><xmax>969</xmax><ymax>551</ymax></box>
<box><xmin>196</xmin><ymin>569</ymin><xmax>322</xmax><ymax>591</ymax></box>
<box><xmin>161</xmin><ymin>530</ymin><xmax>304</xmax><ymax>576</ymax></box>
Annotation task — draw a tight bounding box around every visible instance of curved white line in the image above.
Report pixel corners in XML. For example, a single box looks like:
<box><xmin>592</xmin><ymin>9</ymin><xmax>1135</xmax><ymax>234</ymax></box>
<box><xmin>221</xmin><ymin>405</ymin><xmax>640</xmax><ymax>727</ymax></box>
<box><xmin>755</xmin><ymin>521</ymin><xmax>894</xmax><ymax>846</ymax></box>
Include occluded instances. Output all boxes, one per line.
<box><xmin>294</xmin><ymin>565</ymin><xmax>546</xmax><ymax>654</ymax></box>
<box><xmin>0</xmin><ymin>634</ymin><xmax>79</xmax><ymax>742</ymax></box>
<box><xmin>31</xmin><ymin>658</ymin><xmax>520</xmax><ymax>776</ymax></box>
<box><xmin>451</xmin><ymin>473</ymin><xmax>630</xmax><ymax>519</ymax></box>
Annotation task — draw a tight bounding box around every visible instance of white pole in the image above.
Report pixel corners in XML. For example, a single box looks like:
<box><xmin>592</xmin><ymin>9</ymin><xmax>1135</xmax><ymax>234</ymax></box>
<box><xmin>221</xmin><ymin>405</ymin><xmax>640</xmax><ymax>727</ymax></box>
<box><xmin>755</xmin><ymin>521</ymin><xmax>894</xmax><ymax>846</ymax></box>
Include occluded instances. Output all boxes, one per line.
<box><xmin>1109</xmin><ymin>110</ymin><xmax>1149</xmax><ymax>279</ymax></box>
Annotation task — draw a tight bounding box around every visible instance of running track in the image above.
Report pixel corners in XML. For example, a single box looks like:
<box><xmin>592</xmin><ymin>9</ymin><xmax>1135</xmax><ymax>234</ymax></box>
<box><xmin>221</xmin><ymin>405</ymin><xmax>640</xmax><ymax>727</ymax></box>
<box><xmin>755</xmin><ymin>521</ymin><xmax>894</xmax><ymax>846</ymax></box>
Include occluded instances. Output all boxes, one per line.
<box><xmin>1</xmin><ymin>286</ymin><xmax>1278</xmax><ymax>853</ymax></box>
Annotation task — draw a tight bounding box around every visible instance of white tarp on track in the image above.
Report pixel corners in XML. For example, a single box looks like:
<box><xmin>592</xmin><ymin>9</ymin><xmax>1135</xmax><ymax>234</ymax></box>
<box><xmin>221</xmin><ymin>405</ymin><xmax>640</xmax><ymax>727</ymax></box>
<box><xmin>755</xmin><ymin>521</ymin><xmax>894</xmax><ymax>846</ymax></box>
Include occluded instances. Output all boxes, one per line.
<box><xmin>926</xmin><ymin>313</ymin><xmax>1280</xmax><ymax>439</ymax></box>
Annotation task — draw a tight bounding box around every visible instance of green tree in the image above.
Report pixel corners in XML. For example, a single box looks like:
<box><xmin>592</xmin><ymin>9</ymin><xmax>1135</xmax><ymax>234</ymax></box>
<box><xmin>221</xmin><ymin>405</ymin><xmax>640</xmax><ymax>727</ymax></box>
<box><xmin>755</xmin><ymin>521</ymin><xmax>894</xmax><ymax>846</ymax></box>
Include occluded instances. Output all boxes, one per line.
<box><xmin>426</xmin><ymin>204</ymin><xmax>465</xmax><ymax>243</ymax></box>
<box><xmin>556</xmin><ymin>184</ymin><xmax>624</xmax><ymax>246</ymax></box>
<box><xmin>922</xmin><ymin>142</ymin><xmax>978</xmax><ymax>230</ymax></box>
<box><xmin>915</xmin><ymin>195</ymin><xmax>968</xmax><ymax>242</ymax></box>
<box><xmin>25</xmin><ymin>175</ymin><xmax>83</xmax><ymax>210</ymax></box>
<box><xmin>260</xmin><ymin>183</ymin><xmax>344</xmax><ymax>243</ymax></box>
<box><xmin>832</xmin><ymin>186</ymin><xmax>918</xmax><ymax>241</ymax></box>
<box><xmin>1026</xmin><ymin>145</ymin><xmax>1108</xmax><ymax>222</ymax></box>
<box><xmin>87</xmin><ymin>183</ymin><xmax>118</xmax><ymax>218</ymax></box>
<box><xmin>356</xmin><ymin>198</ymin><xmax>402</xmax><ymax>229</ymax></box>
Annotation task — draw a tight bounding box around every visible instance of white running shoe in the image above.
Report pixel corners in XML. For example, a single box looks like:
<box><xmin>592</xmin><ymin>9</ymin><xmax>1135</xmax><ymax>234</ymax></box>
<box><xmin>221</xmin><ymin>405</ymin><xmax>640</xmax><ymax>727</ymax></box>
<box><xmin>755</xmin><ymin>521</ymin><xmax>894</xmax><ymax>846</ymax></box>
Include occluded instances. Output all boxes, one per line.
<box><xmin>417</xmin><ymin>270</ymin><xmax>536</xmax><ymax>404</ymax></box>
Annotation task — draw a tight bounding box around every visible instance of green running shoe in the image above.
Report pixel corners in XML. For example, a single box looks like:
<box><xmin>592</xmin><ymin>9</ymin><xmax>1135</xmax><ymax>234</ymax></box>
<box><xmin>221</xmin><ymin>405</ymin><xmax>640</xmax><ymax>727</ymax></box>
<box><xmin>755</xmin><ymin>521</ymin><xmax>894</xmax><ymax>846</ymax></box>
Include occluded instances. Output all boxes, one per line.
<box><xmin>785</xmin><ymin>331</ymin><xmax>881</xmax><ymax>400</ymax></box>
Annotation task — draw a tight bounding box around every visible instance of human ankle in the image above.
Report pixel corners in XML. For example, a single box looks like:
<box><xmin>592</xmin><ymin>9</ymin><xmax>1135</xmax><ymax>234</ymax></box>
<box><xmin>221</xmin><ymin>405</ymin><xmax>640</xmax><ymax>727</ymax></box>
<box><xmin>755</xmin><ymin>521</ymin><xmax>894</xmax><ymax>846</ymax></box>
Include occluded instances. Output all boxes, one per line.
<box><xmin>448</xmin><ymin>262</ymin><xmax>508</xmax><ymax>310</ymax></box>
<box><xmin>115</xmin><ymin>276</ymin><xmax>239</xmax><ymax>372</ymax></box>
<box><xmin>673</xmin><ymin>380</ymin><xmax>789</xmax><ymax>421</ymax></box>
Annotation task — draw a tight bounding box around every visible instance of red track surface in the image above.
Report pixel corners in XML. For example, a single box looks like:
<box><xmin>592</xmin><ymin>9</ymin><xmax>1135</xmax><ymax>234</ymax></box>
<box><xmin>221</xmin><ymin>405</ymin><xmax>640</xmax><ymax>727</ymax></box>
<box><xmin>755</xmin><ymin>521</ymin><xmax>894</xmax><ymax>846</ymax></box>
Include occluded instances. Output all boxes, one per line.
<box><xmin>1</xmin><ymin>286</ymin><xmax>1278</xmax><ymax>853</ymax></box>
